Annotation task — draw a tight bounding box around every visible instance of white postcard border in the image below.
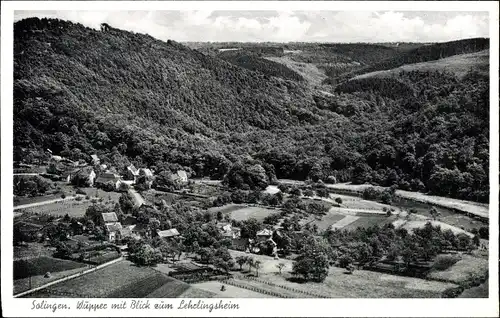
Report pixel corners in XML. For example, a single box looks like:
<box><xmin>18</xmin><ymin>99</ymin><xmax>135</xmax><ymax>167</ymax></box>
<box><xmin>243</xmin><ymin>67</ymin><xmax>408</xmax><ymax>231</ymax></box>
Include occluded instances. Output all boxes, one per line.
<box><xmin>1</xmin><ymin>1</ymin><xmax>499</xmax><ymax>317</ymax></box>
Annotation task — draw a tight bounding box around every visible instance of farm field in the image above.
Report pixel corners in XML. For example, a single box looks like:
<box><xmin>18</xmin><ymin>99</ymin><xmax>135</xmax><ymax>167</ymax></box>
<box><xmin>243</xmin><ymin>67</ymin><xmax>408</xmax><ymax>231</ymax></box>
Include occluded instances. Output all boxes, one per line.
<box><xmin>426</xmin><ymin>254</ymin><xmax>488</xmax><ymax>285</ymax></box>
<box><xmin>192</xmin><ymin>280</ymin><xmax>273</xmax><ymax>298</ymax></box>
<box><xmin>14</xmin><ymin>256</ymin><xmax>86</xmax><ymax>280</ymax></box>
<box><xmin>14</xmin><ymin>256</ymin><xmax>88</xmax><ymax>294</ymax></box>
<box><xmin>401</xmin><ymin>220</ymin><xmax>473</xmax><ymax>237</ymax></box>
<box><xmin>329</xmin><ymin>193</ymin><xmax>396</xmax><ymax>211</ymax></box>
<box><xmin>17</xmin><ymin>199</ymin><xmax>94</xmax><ymax>217</ymax></box>
<box><xmin>342</xmin><ymin>215</ymin><xmax>397</xmax><ymax>230</ymax></box>
<box><xmin>310</xmin><ymin>212</ymin><xmax>346</xmax><ymax>231</ymax></box>
<box><xmin>14</xmin><ymin>194</ymin><xmax>61</xmax><ymax>207</ymax></box>
<box><xmin>14</xmin><ymin>242</ymin><xmax>53</xmax><ymax>260</ymax></box>
<box><xmin>258</xmin><ymin>266</ymin><xmax>458</xmax><ymax>298</ymax></box>
<box><xmin>209</xmin><ymin>204</ymin><xmax>279</xmax><ymax>221</ymax></box>
<box><xmin>25</xmin><ymin>260</ymin><xmax>204</xmax><ymax>298</ymax></box>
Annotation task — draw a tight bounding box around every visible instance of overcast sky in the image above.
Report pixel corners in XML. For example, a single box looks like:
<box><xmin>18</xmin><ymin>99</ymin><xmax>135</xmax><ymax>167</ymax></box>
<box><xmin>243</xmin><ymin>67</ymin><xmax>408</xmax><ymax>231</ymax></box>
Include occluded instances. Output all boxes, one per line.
<box><xmin>14</xmin><ymin>10</ymin><xmax>489</xmax><ymax>43</ymax></box>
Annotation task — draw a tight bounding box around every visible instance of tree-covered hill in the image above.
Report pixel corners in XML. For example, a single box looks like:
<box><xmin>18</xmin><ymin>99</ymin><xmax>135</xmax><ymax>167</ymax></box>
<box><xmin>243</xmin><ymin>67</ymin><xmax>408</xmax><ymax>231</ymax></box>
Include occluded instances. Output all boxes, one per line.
<box><xmin>328</xmin><ymin>38</ymin><xmax>489</xmax><ymax>84</ymax></box>
<box><xmin>218</xmin><ymin>50</ymin><xmax>305</xmax><ymax>82</ymax></box>
<box><xmin>14</xmin><ymin>18</ymin><xmax>490</xmax><ymax>202</ymax></box>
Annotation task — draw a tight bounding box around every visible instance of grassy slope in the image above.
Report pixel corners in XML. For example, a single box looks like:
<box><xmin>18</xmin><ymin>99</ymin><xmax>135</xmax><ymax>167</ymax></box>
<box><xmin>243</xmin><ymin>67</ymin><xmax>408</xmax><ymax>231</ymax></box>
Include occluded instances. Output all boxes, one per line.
<box><xmin>354</xmin><ymin>50</ymin><xmax>489</xmax><ymax>80</ymax></box>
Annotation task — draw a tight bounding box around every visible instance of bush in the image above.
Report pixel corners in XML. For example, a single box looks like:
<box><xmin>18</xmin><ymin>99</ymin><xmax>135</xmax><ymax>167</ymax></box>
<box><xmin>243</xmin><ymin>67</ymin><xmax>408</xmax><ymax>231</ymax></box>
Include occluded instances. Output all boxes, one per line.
<box><xmin>75</xmin><ymin>188</ymin><xmax>87</xmax><ymax>195</ymax></box>
<box><xmin>432</xmin><ymin>254</ymin><xmax>461</xmax><ymax>271</ymax></box>
<box><xmin>441</xmin><ymin>286</ymin><xmax>464</xmax><ymax>298</ymax></box>
<box><xmin>335</xmin><ymin>197</ymin><xmax>343</xmax><ymax>204</ymax></box>
<box><xmin>61</xmin><ymin>193</ymin><xmax>66</xmax><ymax>199</ymax></box>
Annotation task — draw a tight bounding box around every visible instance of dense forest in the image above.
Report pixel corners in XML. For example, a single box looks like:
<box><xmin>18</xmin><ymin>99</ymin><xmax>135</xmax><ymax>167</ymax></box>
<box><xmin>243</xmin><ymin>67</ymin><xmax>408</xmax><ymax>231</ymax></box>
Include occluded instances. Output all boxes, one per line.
<box><xmin>14</xmin><ymin>18</ymin><xmax>490</xmax><ymax>202</ymax></box>
<box><xmin>218</xmin><ymin>50</ymin><xmax>305</xmax><ymax>82</ymax></box>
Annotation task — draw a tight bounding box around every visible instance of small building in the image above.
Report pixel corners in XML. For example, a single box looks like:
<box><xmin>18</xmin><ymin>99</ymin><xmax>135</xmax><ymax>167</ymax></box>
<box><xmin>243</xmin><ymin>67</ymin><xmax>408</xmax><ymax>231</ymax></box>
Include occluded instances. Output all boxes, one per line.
<box><xmin>231</xmin><ymin>238</ymin><xmax>249</xmax><ymax>251</ymax></box>
<box><xmin>176</xmin><ymin>170</ymin><xmax>188</xmax><ymax>183</ymax></box>
<box><xmin>95</xmin><ymin>171</ymin><xmax>122</xmax><ymax>190</ymax></box>
<box><xmin>91</xmin><ymin>154</ymin><xmax>100</xmax><ymax>165</ymax></box>
<box><xmin>137</xmin><ymin>168</ymin><xmax>154</xmax><ymax>189</ymax></box>
<box><xmin>157</xmin><ymin>228</ymin><xmax>180</xmax><ymax>239</ymax></box>
<box><xmin>256</xmin><ymin>229</ymin><xmax>273</xmax><ymax>242</ymax></box>
<box><xmin>105</xmin><ymin>222</ymin><xmax>123</xmax><ymax>242</ymax></box>
<box><xmin>125</xmin><ymin>164</ymin><xmax>139</xmax><ymax>181</ymax></box>
<box><xmin>216</xmin><ymin>223</ymin><xmax>241</xmax><ymax>239</ymax></box>
<box><xmin>72</xmin><ymin>167</ymin><xmax>97</xmax><ymax>187</ymax></box>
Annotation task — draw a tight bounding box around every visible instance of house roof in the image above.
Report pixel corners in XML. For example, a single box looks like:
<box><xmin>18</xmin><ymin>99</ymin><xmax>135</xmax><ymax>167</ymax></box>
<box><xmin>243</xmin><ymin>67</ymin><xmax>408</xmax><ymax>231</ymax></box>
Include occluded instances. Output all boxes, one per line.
<box><xmin>157</xmin><ymin>228</ymin><xmax>180</xmax><ymax>238</ymax></box>
<box><xmin>106</xmin><ymin>222</ymin><xmax>123</xmax><ymax>232</ymax></box>
<box><xmin>177</xmin><ymin>170</ymin><xmax>188</xmax><ymax>180</ymax></box>
<box><xmin>127</xmin><ymin>164</ymin><xmax>139</xmax><ymax>175</ymax></box>
<box><xmin>102</xmin><ymin>212</ymin><xmax>118</xmax><ymax>223</ymax></box>
<box><xmin>139</xmin><ymin>168</ymin><xmax>153</xmax><ymax>178</ymax></box>
<box><xmin>91</xmin><ymin>154</ymin><xmax>100</xmax><ymax>162</ymax></box>
<box><xmin>256</xmin><ymin>229</ymin><xmax>273</xmax><ymax>236</ymax></box>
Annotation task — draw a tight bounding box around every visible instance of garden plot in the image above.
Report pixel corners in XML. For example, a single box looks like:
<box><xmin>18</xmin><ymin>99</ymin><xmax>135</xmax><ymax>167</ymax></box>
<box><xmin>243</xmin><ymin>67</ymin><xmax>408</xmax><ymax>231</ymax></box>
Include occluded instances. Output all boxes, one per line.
<box><xmin>427</xmin><ymin>254</ymin><xmax>488</xmax><ymax>285</ymax></box>
<box><xmin>330</xmin><ymin>215</ymin><xmax>360</xmax><ymax>230</ymax></box>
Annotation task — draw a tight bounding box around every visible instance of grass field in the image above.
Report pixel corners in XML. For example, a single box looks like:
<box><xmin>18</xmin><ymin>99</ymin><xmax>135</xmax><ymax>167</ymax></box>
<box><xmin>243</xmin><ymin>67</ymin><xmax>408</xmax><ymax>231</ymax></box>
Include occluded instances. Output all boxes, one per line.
<box><xmin>18</xmin><ymin>200</ymin><xmax>94</xmax><ymax>217</ymax></box>
<box><xmin>355</xmin><ymin>50</ymin><xmax>489</xmax><ymax>80</ymax></box>
<box><xmin>14</xmin><ymin>243</ymin><xmax>53</xmax><ymax>260</ymax></box>
<box><xmin>427</xmin><ymin>254</ymin><xmax>488</xmax><ymax>285</ymax></box>
<box><xmin>209</xmin><ymin>204</ymin><xmax>279</xmax><ymax>221</ymax></box>
<box><xmin>177</xmin><ymin>286</ymin><xmax>218</xmax><ymax>298</ymax></box>
<box><xmin>402</xmin><ymin>220</ymin><xmax>473</xmax><ymax>237</ymax></box>
<box><xmin>26</xmin><ymin>260</ymin><xmax>203</xmax><ymax>298</ymax></box>
<box><xmin>259</xmin><ymin>266</ymin><xmax>458</xmax><ymax>298</ymax></box>
<box><xmin>310</xmin><ymin>212</ymin><xmax>346</xmax><ymax>231</ymax></box>
<box><xmin>14</xmin><ymin>256</ymin><xmax>86</xmax><ymax>280</ymax></box>
<box><xmin>14</xmin><ymin>194</ymin><xmax>61</xmax><ymax>207</ymax></box>
<box><xmin>342</xmin><ymin>215</ymin><xmax>396</xmax><ymax>230</ymax></box>
<box><xmin>329</xmin><ymin>193</ymin><xmax>396</xmax><ymax>211</ymax></box>
<box><xmin>192</xmin><ymin>280</ymin><xmax>273</xmax><ymax>298</ymax></box>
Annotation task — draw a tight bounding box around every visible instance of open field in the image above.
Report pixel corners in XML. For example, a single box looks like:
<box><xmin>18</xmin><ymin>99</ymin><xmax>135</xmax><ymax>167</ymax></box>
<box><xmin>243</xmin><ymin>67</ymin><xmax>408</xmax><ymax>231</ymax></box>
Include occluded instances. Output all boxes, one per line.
<box><xmin>329</xmin><ymin>193</ymin><xmax>397</xmax><ymax>211</ymax></box>
<box><xmin>354</xmin><ymin>50</ymin><xmax>489</xmax><ymax>80</ymax></box>
<box><xmin>27</xmin><ymin>260</ymin><xmax>157</xmax><ymax>297</ymax></box>
<box><xmin>265</xmin><ymin>56</ymin><xmax>328</xmax><ymax>86</ymax></box>
<box><xmin>209</xmin><ymin>204</ymin><xmax>279</xmax><ymax>221</ymax></box>
<box><xmin>427</xmin><ymin>254</ymin><xmax>488</xmax><ymax>285</ymax></box>
<box><xmin>401</xmin><ymin>220</ymin><xmax>474</xmax><ymax>237</ymax></box>
<box><xmin>176</xmin><ymin>286</ymin><xmax>218</xmax><ymax>298</ymax></box>
<box><xmin>25</xmin><ymin>260</ymin><xmax>206</xmax><ymax>298</ymax></box>
<box><xmin>17</xmin><ymin>199</ymin><xmax>95</xmax><ymax>217</ymax></box>
<box><xmin>330</xmin><ymin>215</ymin><xmax>360</xmax><ymax>230</ymax></box>
<box><xmin>192</xmin><ymin>280</ymin><xmax>273</xmax><ymax>298</ymax></box>
<box><xmin>309</xmin><ymin>212</ymin><xmax>347</xmax><ymax>231</ymax></box>
<box><xmin>324</xmin><ymin>183</ymin><xmax>488</xmax><ymax>220</ymax></box>
<box><xmin>14</xmin><ymin>243</ymin><xmax>53</xmax><ymax>260</ymax></box>
<box><xmin>14</xmin><ymin>194</ymin><xmax>62</xmax><ymax>207</ymax></box>
<box><xmin>14</xmin><ymin>256</ymin><xmax>86</xmax><ymax>280</ymax></box>
<box><xmin>342</xmin><ymin>215</ymin><xmax>397</xmax><ymax>230</ymax></box>
<box><xmin>14</xmin><ymin>265</ymin><xmax>90</xmax><ymax>295</ymax></box>
<box><xmin>258</xmin><ymin>266</ymin><xmax>458</xmax><ymax>298</ymax></box>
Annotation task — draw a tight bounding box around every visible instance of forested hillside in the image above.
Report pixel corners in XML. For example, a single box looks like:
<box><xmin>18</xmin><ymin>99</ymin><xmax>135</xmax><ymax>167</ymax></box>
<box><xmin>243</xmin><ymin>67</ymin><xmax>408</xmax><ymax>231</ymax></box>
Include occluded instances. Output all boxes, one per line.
<box><xmin>218</xmin><ymin>50</ymin><xmax>305</xmax><ymax>82</ymax></box>
<box><xmin>14</xmin><ymin>18</ymin><xmax>490</xmax><ymax>202</ymax></box>
<box><xmin>328</xmin><ymin>38</ymin><xmax>489</xmax><ymax>84</ymax></box>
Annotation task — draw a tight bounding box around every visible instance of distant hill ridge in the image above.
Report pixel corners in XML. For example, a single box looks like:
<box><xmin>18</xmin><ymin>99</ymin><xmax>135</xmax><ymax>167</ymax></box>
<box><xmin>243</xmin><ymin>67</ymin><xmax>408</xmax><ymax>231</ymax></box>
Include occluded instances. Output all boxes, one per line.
<box><xmin>327</xmin><ymin>37</ymin><xmax>489</xmax><ymax>84</ymax></box>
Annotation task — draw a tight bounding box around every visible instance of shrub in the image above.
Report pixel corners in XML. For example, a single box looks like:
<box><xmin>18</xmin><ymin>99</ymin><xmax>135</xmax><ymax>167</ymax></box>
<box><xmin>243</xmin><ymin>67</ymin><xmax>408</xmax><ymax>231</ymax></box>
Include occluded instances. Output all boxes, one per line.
<box><xmin>75</xmin><ymin>196</ymin><xmax>83</xmax><ymax>201</ymax></box>
<box><xmin>61</xmin><ymin>193</ymin><xmax>66</xmax><ymax>199</ymax></box>
<box><xmin>335</xmin><ymin>197</ymin><xmax>343</xmax><ymax>204</ymax></box>
<box><xmin>432</xmin><ymin>254</ymin><xmax>461</xmax><ymax>271</ymax></box>
<box><xmin>76</xmin><ymin>188</ymin><xmax>86</xmax><ymax>195</ymax></box>
<box><xmin>441</xmin><ymin>286</ymin><xmax>464</xmax><ymax>298</ymax></box>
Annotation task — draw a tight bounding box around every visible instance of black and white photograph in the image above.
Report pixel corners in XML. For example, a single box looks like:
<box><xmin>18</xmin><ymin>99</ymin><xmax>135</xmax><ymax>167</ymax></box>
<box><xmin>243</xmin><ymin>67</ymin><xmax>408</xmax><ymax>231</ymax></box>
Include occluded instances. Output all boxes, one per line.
<box><xmin>1</xmin><ymin>1</ymin><xmax>499</xmax><ymax>317</ymax></box>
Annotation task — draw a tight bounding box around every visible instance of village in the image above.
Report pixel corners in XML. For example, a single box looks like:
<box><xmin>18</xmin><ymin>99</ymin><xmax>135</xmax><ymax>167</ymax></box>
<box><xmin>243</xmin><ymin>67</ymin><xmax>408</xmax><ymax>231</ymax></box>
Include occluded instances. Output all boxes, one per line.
<box><xmin>13</xmin><ymin>149</ymin><xmax>490</xmax><ymax>299</ymax></box>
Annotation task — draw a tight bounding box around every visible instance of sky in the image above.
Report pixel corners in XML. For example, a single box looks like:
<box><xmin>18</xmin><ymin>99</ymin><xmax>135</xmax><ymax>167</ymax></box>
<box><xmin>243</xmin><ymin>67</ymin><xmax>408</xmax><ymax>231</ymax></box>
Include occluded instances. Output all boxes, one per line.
<box><xmin>14</xmin><ymin>10</ymin><xmax>490</xmax><ymax>43</ymax></box>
